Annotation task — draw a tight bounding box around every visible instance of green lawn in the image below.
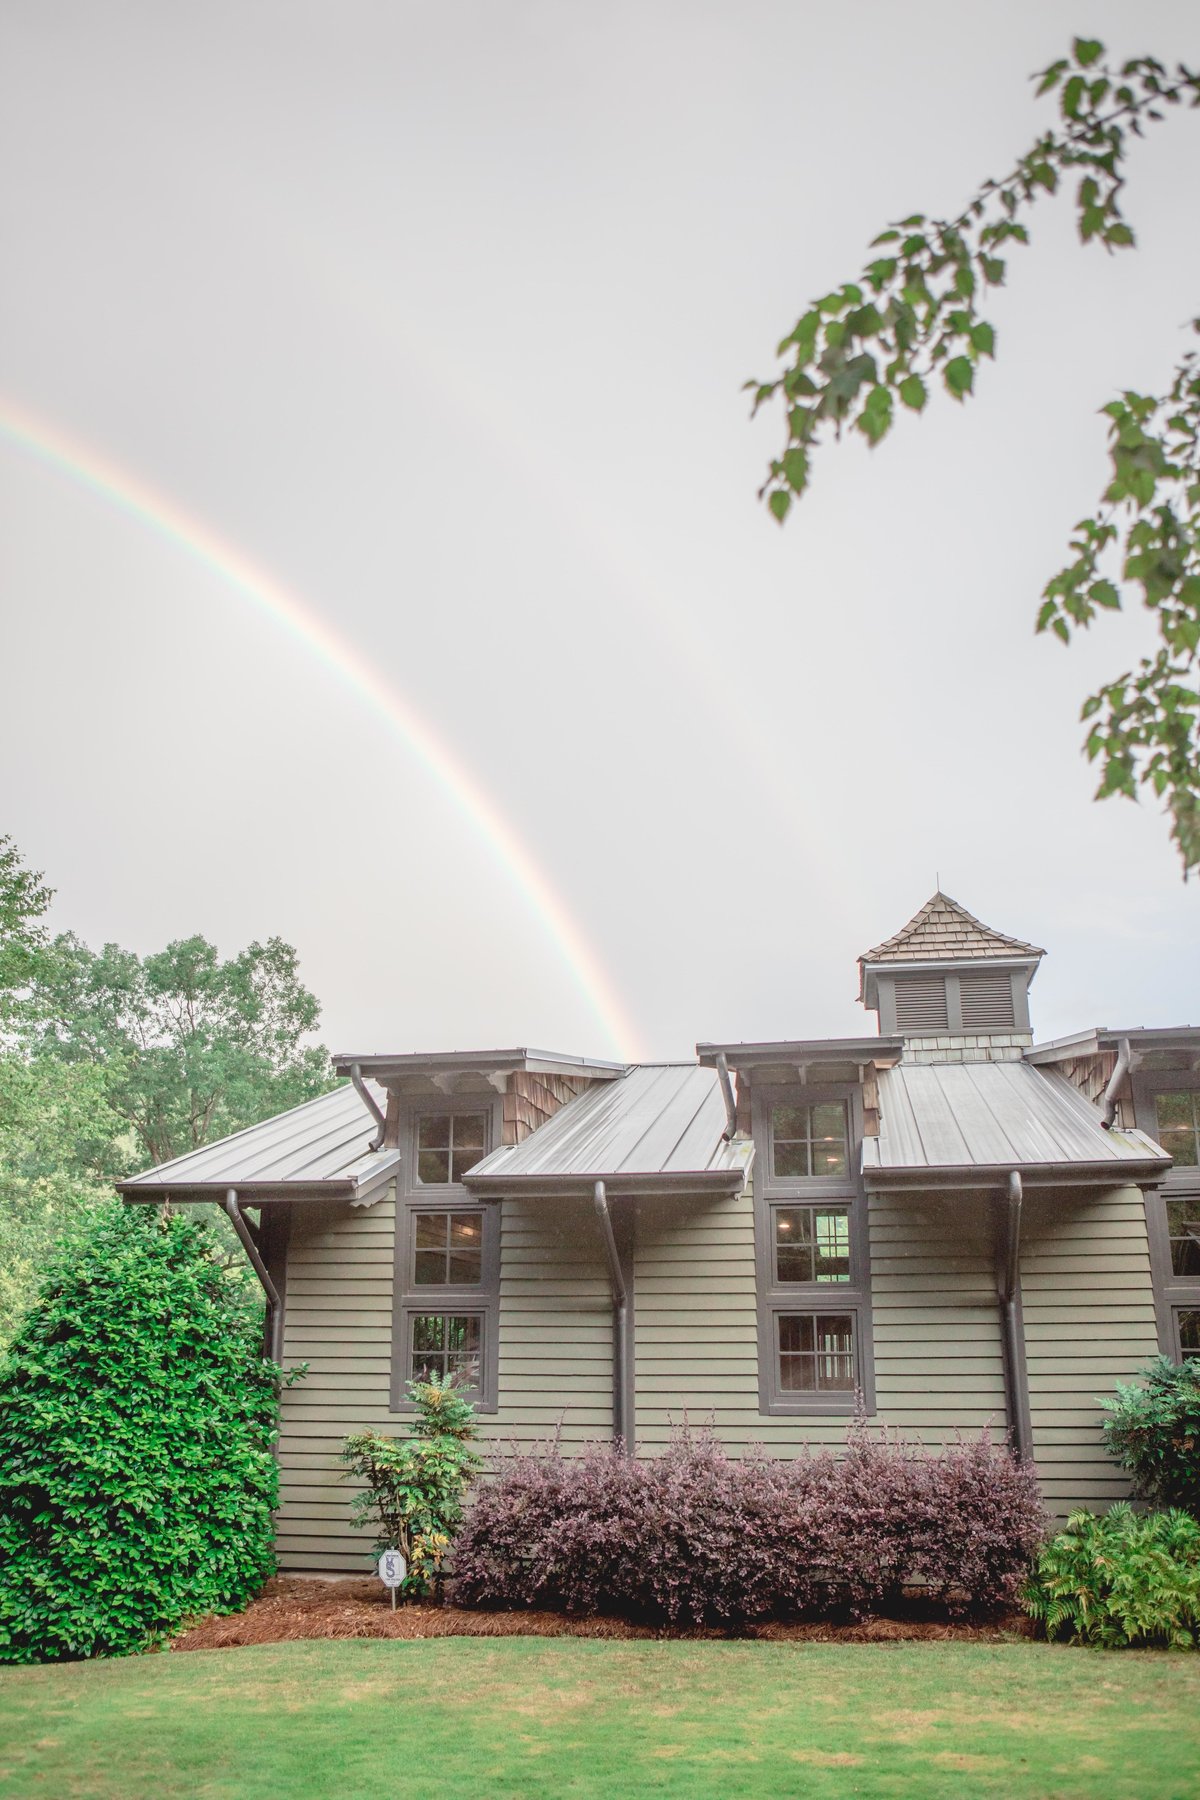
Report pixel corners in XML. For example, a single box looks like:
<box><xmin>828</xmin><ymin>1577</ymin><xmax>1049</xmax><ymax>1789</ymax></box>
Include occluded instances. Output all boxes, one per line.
<box><xmin>1</xmin><ymin>1638</ymin><xmax>1198</xmax><ymax>1799</ymax></box>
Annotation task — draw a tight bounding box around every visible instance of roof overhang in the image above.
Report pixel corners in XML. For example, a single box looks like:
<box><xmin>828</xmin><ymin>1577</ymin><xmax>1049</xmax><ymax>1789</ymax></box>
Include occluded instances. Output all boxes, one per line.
<box><xmin>118</xmin><ymin>1148</ymin><xmax>401</xmax><ymax>1208</ymax></box>
<box><xmin>463</xmin><ymin>1167</ymin><xmax>749</xmax><ymax>1200</ymax></box>
<box><xmin>1028</xmin><ymin>1027</ymin><xmax>1200</xmax><ymax>1068</ymax></box>
<box><xmin>863</xmin><ymin>1155</ymin><xmax>1170</xmax><ymax>1194</ymax></box>
<box><xmin>697</xmin><ymin>1037</ymin><xmax>903</xmax><ymax>1075</ymax></box>
<box><xmin>332</xmin><ymin>1048</ymin><xmax>626</xmax><ymax>1087</ymax></box>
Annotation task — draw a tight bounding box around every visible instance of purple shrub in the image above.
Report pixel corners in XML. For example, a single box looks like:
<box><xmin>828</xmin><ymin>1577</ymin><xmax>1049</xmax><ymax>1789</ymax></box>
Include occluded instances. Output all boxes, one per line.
<box><xmin>452</xmin><ymin>1424</ymin><xmax>1048</xmax><ymax>1626</ymax></box>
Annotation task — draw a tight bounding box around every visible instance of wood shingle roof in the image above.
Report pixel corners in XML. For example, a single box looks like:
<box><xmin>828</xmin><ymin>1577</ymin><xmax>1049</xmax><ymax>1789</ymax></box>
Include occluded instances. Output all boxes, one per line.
<box><xmin>860</xmin><ymin>891</ymin><xmax>1045</xmax><ymax>966</ymax></box>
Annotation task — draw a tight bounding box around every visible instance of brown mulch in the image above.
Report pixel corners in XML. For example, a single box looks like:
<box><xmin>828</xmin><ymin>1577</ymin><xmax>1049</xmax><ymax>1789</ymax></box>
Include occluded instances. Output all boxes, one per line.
<box><xmin>170</xmin><ymin>1578</ymin><xmax>1033</xmax><ymax>1652</ymax></box>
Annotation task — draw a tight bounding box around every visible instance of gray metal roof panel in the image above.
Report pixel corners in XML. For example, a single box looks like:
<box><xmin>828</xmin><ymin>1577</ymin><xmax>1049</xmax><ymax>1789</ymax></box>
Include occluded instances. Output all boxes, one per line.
<box><xmin>331</xmin><ymin>1048</ymin><xmax>624</xmax><ymax>1080</ymax></box>
<box><xmin>118</xmin><ymin>1081</ymin><xmax>392</xmax><ymax>1195</ymax></box>
<box><xmin>465</xmin><ymin>1064</ymin><xmax>745</xmax><ymax>1186</ymax></box>
<box><xmin>862</xmin><ymin>1061</ymin><xmax>1170</xmax><ymax>1182</ymax></box>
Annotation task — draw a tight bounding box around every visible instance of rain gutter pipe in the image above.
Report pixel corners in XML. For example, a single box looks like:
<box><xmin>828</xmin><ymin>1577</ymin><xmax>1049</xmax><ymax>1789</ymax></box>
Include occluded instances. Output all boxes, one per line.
<box><xmin>1100</xmin><ymin>1038</ymin><xmax>1132</xmax><ymax>1131</ymax></box>
<box><xmin>715</xmin><ymin>1053</ymin><xmax>737</xmax><ymax>1142</ymax></box>
<box><xmin>349</xmin><ymin>1062</ymin><xmax>387</xmax><ymax>1151</ymax></box>
<box><xmin>998</xmin><ymin>1171</ymin><xmax>1032</xmax><ymax>1461</ymax></box>
<box><xmin>224</xmin><ymin>1189</ymin><xmax>284</xmax><ymax>1363</ymax></box>
<box><xmin>593</xmin><ymin>1181</ymin><xmax>633</xmax><ymax>1452</ymax></box>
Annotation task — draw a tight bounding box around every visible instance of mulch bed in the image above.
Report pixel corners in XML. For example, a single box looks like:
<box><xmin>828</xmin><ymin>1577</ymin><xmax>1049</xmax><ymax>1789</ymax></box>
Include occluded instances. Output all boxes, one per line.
<box><xmin>170</xmin><ymin>1578</ymin><xmax>1033</xmax><ymax>1652</ymax></box>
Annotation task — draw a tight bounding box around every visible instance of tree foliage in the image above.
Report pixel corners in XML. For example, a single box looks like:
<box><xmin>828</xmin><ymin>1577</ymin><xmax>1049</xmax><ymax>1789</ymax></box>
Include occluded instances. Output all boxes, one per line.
<box><xmin>752</xmin><ymin>39</ymin><xmax>1200</xmax><ymax>871</ymax></box>
<box><xmin>1101</xmin><ymin>1355</ymin><xmax>1200</xmax><ymax>1515</ymax></box>
<box><xmin>0</xmin><ymin>1203</ymin><xmax>286</xmax><ymax>1662</ymax></box>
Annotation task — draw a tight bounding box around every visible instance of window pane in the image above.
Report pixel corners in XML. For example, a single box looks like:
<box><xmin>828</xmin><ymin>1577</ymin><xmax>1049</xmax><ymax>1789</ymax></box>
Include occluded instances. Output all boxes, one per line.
<box><xmin>415</xmin><ymin>1214</ymin><xmax>448</xmax><ymax>1251</ymax></box>
<box><xmin>448</xmin><ymin>1213</ymin><xmax>484</xmax><ymax>1284</ymax></box>
<box><xmin>451</xmin><ymin>1142</ymin><xmax>486</xmax><ymax>1181</ymax></box>
<box><xmin>1168</xmin><ymin>1198</ymin><xmax>1200</xmax><ymax>1279</ymax></box>
<box><xmin>813</xmin><ymin>1209</ymin><xmax>851</xmax><ymax>1282</ymax></box>
<box><xmin>411</xmin><ymin>1314</ymin><xmax>447</xmax><ymax>1354</ymax></box>
<box><xmin>452</xmin><ymin>1114</ymin><xmax>488</xmax><ymax>1150</ymax></box>
<box><xmin>417</xmin><ymin>1116</ymin><xmax>452</xmax><ymax>1150</ymax></box>
<box><xmin>777</xmin><ymin>1313</ymin><xmax>855</xmax><ymax>1393</ymax></box>
<box><xmin>774</xmin><ymin>1143</ymin><xmax>809</xmax><ymax>1179</ymax></box>
<box><xmin>772</xmin><ymin>1105</ymin><xmax>807</xmax><ymax>1140</ymax></box>
<box><xmin>1177</xmin><ymin>1310</ymin><xmax>1200</xmax><ymax>1361</ymax></box>
<box><xmin>417</xmin><ymin>1149</ymin><xmax>451</xmax><ymax>1185</ymax></box>
<box><xmin>1156</xmin><ymin>1093</ymin><xmax>1199</xmax><ymax>1167</ymax></box>
<box><xmin>414</xmin><ymin>1251</ymin><xmax>445</xmax><ymax>1286</ymax></box>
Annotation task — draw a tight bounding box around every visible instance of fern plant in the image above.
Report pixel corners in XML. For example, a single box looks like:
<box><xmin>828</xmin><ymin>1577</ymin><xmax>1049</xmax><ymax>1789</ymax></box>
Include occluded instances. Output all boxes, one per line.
<box><xmin>1024</xmin><ymin>1504</ymin><xmax>1200</xmax><ymax>1649</ymax></box>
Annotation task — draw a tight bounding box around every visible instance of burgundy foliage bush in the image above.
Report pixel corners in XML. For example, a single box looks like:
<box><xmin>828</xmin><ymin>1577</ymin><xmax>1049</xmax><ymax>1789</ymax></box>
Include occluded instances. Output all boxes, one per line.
<box><xmin>451</xmin><ymin>1425</ymin><xmax>1046</xmax><ymax>1626</ymax></box>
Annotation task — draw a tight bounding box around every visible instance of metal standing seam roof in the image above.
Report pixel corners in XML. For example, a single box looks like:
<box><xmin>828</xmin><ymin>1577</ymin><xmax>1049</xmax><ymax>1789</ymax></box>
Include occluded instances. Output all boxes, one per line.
<box><xmin>117</xmin><ymin>1081</ymin><xmax>398</xmax><ymax>1205</ymax></box>
<box><xmin>465</xmin><ymin>1064</ymin><xmax>753</xmax><ymax>1195</ymax></box>
<box><xmin>862</xmin><ymin>1060</ymin><xmax>1170</xmax><ymax>1187</ymax></box>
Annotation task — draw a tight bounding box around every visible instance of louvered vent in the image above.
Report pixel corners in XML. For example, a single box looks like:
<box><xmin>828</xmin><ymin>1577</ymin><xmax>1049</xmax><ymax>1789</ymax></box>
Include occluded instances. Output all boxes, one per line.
<box><xmin>894</xmin><ymin>975</ymin><xmax>949</xmax><ymax>1034</ymax></box>
<box><xmin>960</xmin><ymin>970</ymin><xmax>1016</xmax><ymax>1031</ymax></box>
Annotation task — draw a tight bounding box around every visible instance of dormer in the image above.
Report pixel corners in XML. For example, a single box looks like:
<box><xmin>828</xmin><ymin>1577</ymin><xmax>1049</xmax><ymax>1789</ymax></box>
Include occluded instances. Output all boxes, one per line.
<box><xmin>858</xmin><ymin>892</ymin><xmax>1044</xmax><ymax>1062</ymax></box>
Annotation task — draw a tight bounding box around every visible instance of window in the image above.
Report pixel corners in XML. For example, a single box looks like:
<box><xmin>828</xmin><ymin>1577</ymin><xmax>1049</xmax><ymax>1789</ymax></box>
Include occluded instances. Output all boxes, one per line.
<box><xmin>393</xmin><ymin>1102</ymin><xmax>500</xmax><ymax>1410</ymax></box>
<box><xmin>754</xmin><ymin>1084</ymin><xmax>873</xmax><ymax>1414</ymax></box>
<box><xmin>415</xmin><ymin>1111</ymin><xmax>488</xmax><ymax>1184</ymax></box>
<box><xmin>1137</xmin><ymin>1077</ymin><xmax>1200</xmax><ymax>1367</ymax></box>
<box><xmin>413</xmin><ymin>1211</ymin><xmax>484</xmax><ymax>1285</ymax></box>
<box><xmin>770</xmin><ymin>1102</ymin><xmax>848</xmax><ymax>1179</ymax></box>
<box><xmin>1156</xmin><ymin>1092</ymin><xmax>1200</xmax><ymax>1169</ymax></box>
<box><xmin>409</xmin><ymin>1312</ymin><xmax>483</xmax><ymax>1387</ymax></box>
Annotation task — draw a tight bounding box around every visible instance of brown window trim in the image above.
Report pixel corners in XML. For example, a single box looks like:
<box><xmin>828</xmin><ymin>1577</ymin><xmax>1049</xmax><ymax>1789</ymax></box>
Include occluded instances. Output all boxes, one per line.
<box><xmin>1134</xmin><ymin>1073</ymin><xmax>1200</xmax><ymax>1364</ymax></box>
<box><xmin>391</xmin><ymin>1097</ymin><xmax>502</xmax><ymax>1412</ymax></box>
<box><xmin>752</xmin><ymin>1082</ymin><xmax>875</xmax><ymax>1416</ymax></box>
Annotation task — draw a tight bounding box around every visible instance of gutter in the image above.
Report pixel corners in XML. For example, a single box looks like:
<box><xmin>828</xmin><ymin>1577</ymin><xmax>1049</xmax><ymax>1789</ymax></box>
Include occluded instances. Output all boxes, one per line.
<box><xmin>593</xmin><ymin>1181</ymin><xmax>633</xmax><ymax>1453</ymax></box>
<box><xmin>349</xmin><ymin>1062</ymin><xmax>387</xmax><ymax>1152</ymax></box>
<box><xmin>715</xmin><ymin>1053</ymin><xmax>737</xmax><ymax>1142</ymax></box>
<box><xmin>1100</xmin><ymin>1037</ymin><xmax>1132</xmax><ymax>1131</ymax></box>
<box><xmin>997</xmin><ymin>1171</ymin><xmax>1032</xmax><ymax>1462</ymax></box>
<box><xmin>224</xmin><ymin>1189</ymin><xmax>284</xmax><ymax>1364</ymax></box>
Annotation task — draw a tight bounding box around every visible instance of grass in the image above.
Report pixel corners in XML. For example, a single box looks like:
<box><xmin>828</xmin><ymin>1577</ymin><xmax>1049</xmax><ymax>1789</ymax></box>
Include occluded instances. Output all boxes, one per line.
<box><xmin>1</xmin><ymin>1638</ymin><xmax>1199</xmax><ymax>1799</ymax></box>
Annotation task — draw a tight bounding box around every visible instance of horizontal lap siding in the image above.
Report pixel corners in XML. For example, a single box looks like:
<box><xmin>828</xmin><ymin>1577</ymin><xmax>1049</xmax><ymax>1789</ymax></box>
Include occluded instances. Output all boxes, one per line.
<box><xmin>275</xmin><ymin>1191</ymin><xmax>613</xmax><ymax>1571</ymax></box>
<box><xmin>869</xmin><ymin>1193</ymin><xmax>1007</xmax><ymax>1439</ymax></box>
<box><xmin>1021</xmin><ymin>1186</ymin><xmax>1158</xmax><ymax>1515</ymax></box>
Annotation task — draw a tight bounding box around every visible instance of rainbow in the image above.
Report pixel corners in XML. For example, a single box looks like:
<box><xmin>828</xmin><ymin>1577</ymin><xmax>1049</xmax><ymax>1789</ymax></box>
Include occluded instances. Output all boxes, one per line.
<box><xmin>0</xmin><ymin>396</ymin><xmax>643</xmax><ymax>1061</ymax></box>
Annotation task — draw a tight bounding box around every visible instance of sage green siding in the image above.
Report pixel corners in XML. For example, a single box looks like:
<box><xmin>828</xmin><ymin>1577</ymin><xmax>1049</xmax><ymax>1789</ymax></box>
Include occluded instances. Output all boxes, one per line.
<box><xmin>276</xmin><ymin>1187</ymin><xmax>614</xmax><ymax>1571</ymax></box>
<box><xmin>1021</xmin><ymin>1186</ymin><xmax>1159</xmax><ymax>1513</ymax></box>
<box><xmin>275</xmin><ymin>1175</ymin><xmax>1160</xmax><ymax>1569</ymax></box>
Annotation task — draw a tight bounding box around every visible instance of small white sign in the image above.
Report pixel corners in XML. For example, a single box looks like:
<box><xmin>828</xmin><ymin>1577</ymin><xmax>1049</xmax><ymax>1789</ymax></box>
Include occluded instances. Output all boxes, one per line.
<box><xmin>378</xmin><ymin>1549</ymin><xmax>407</xmax><ymax>1588</ymax></box>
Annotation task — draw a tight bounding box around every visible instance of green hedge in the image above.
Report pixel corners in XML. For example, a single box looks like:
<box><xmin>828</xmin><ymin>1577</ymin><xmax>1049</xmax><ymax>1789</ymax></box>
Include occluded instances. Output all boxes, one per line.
<box><xmin>0</xmin><ymin>1202</ymin><xmax>282</xmax><ymax>1662</ymax></box>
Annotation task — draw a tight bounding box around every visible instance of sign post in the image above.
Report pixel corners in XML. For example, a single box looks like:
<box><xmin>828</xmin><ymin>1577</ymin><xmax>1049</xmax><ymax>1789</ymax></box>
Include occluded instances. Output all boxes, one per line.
<box><xmin>377</xmin><ymin>1548</ymin><xmax>407</xmax><ymax>1610</ymax></box>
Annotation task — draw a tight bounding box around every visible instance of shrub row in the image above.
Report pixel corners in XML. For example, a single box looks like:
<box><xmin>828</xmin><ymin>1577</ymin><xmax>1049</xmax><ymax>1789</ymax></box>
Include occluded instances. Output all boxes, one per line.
<box><xmin>452</xmin><ymin>1426</ymin><xmax>1046</xmax><ymax>1626</ymax></box>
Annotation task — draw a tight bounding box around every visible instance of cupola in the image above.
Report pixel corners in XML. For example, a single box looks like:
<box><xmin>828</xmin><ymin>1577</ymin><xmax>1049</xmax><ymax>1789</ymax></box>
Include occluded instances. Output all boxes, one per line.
<box><xmin>858</xmin><ymin>892</ymin><xmax>1044</xmax><ymax>1060</ymax></box>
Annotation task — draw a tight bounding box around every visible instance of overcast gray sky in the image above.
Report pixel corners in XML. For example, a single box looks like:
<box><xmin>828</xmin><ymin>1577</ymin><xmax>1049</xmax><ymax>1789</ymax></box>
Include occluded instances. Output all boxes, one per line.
<box><xmin>2</xmin><ymin>0</ymin><xmax>1197</xmax><ymax>1063</ymax></box>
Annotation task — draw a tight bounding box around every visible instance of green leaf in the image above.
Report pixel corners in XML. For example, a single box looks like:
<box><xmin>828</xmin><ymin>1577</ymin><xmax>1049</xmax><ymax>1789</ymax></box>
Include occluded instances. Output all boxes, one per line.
<box><xmin>1091</xmin><ymin>580</ymin><xmax>1121</xmax><ymax>610</ymax></box>
<box><xmin>970</xmin><ymin>321</ymin><xmax>995</xmax><ymax>357</ymax></box>
<box><xmin>1072</xmin><ymin>37</ymin><xmax>1104</xmax><ymax>68</ymax></box>
<box><xmin>782</xmin><ymin>448</ymin><xmax>809</xmax><ymax>492</ymax></box>
<box><xmin>899</xmin><ymin>374</ymin><xmax>927</xmax><ymax>412</ymax></box>
<box><xmin>768</xmin><ymin>489</ymin><xmax>792</xmax><ymax>523</ymax></box>
<box><xmin>944</xmin><ymin>357</ymin><xmax>974</xmax><ymax>399</ymax></box>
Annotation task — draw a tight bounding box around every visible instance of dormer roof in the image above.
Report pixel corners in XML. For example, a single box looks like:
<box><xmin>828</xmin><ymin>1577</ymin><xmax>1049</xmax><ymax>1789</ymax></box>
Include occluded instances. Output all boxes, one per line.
<box><xmin>861</xmin><ymin>891</ymin><xmax>1043</xmax><ymax>968</ymax></box>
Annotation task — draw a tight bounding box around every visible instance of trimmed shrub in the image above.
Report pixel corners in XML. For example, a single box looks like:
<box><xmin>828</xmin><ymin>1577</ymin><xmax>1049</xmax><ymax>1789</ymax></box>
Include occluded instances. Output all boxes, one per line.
<box><xmin>342</xmin><ymin>1375</ymin><xmax>482</xmax><ymax>1597</ymax></box>
<box><xmin>1101</xmin><ymin>1357</ymin><xmax>1200</xmax><ymax>1516</ymax></box>
<box><xmin>0</xmin><ymin>1202</ymin><xmax>284</xmax><ymax>1663</ymax></box>
<box><xmin>452</xmin><ymin>1424</ymin><xmax>1046</xmax><ymax>1626</ymax></box>
<box><xmin>1025</xmin><ymin>1504</ymin><xmax>1200</xmax><ymax>1648</ymax></box>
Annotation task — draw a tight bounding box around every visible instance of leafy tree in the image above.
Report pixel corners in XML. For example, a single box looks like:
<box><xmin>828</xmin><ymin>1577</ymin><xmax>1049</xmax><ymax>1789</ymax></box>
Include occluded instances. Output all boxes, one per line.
<box><xmin>0</xmin><ymin>1203</ymin><xmax>286</xmax><ymax>1662</ymax></box>
<box><xmin>0</xmin><ymin>835</ymin><xmax>53</xmax><ymax>1035</ymax></box>
<box><xmin>752</xmin><ymin>39</ymin><xmax>1200</xmax><ymax>872</ymax></box>
<box><xmin>29</xmin><ymin>930</ymin><xmax>333</xmax><ymax>1169</ymax></box>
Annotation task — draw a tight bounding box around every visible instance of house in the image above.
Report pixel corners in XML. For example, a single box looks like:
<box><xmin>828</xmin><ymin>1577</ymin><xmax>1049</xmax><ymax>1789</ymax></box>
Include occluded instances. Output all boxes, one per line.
<box><xmin>119</xmin><ymin>892</ymin><xmax>1200</xmax><ymax>1574</ymax></box>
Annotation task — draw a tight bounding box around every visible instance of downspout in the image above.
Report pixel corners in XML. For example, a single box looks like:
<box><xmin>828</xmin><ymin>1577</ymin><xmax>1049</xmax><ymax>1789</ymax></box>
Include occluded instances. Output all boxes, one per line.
<box><xmin>593</xmin><ymin>1180</ymin><xmax>633</xmax><ymax>1453</ymax></box>
<box><xmin>224</xmin><ymin>1189</ymin><xmax>284</xmax><ymax>1364</ymax></box>
<box><xmin>715</xmin><ymin>1053</ymin><xmax>737</xmax><ymax>1142</ymax></box>
<box><xmin>998</xmin><ymin>1171</ymin><xmax>1032</xmax><ymax>1461</ymax></box>
<box><xmin>349</xmin><ymin>1062</ymin><xmax>387</xmax><ymax>1151</ymax></box>
<box><xmin>1099</xmin><ymin>1038</ymin><xmax>1132</xmax><ymax>1131</ymax></box>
